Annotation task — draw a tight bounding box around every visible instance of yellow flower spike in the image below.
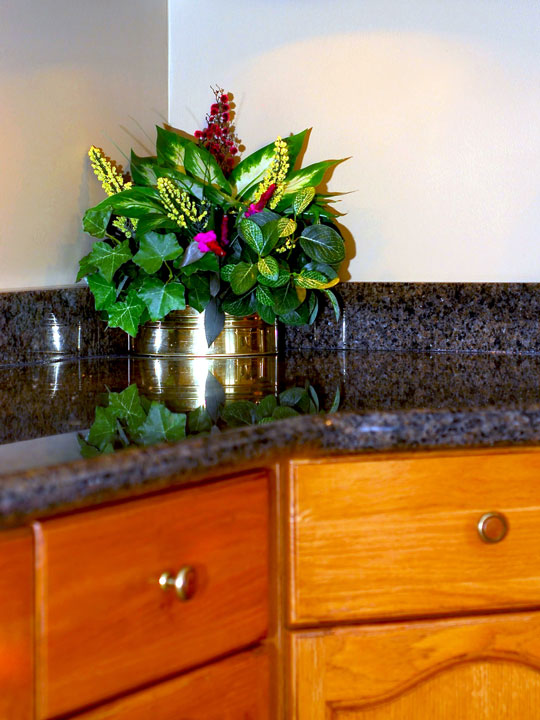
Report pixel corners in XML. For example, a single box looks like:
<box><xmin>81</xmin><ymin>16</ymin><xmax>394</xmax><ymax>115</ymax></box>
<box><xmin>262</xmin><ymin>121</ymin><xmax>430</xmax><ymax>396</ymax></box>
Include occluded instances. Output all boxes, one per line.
<box><xmin>88</xmin><ymin>146</ymin><xmax>128</xmax><ymax>197</ymax></box>
<box><xmin>253</xmin><ymin>136</ymin><xmax>290</xmax><ymax>208</ymax></box>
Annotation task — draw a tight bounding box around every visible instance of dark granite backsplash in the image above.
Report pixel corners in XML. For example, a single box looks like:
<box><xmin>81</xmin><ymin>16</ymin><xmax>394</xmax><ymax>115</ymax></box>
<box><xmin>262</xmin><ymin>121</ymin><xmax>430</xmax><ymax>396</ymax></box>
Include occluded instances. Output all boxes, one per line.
<box><xmin>2</xmin><ymin>283</ymin><xmax>540</xmax><ymax>365</ymax></box>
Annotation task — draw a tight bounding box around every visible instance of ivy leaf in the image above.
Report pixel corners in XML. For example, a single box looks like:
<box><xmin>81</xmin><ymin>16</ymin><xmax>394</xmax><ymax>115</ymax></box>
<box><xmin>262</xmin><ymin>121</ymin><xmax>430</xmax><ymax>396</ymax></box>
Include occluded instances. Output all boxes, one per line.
<box><xmin>185</xmin><ymin>275</ymin><xmax>211</xmax><ymax>312</ymax></box>
<box><xmin>272</xmin><ymin>406</ymin><xmax>300</xmax><ymax>420</ymax></box>
<box><xmin>87</xmin><ymin>406</ymin><xmax>118</xmax><ymax>450</ymax></box>
<box><xmin>293</xmin><ymin>187</ymin><xmax>316</xmax><ymax>215</ymax></box>
<box><xmin>107</xmin><ymin>290</ymin><xmax>146</xmax><ymax>337</ymax></box>
<box><xmin>184</xmin><ymin>142</ymin><xmax>233</xmax><ymax>193</ymax></box>
<box><xmin>256</xmin><ymin>394</ymin><xmax>277</xmax><ymax>420</ymax></box>
<box><xmin>230</xmin><ymin>129</ymin><xmax>308</xmax><ymax>200</ymax></box>
<box><xmin>187</xmin><ymin>406</ymin><xmax>213</xmax><ymax>434</ymax></box>
<box><xmin>134</xmin><ymin>401</ymin><xmax>186</xmax><ymax>444</ymax></box>
<box><xmin>239</xmin><ymin>219</ymin><xmax>264</xmax><ymax>255</ymax></box>
<box><xmin>221</xmin><ymin>401</ymin><xmax>257</xmax><ymax>427</ymax></box>
<box><xmin>87</xmin><ymin>272</ymin><xmax>117</xmax><ymax>310</ymax></box>
<box><xmin>77</xmin><ymin>252</ymin><xmax>97</xmax><ymax>281</ymax></box>
<box><xmin>83</xmin><ymin>204</ymin><xmax>113</xmax><ymax>238</ymax></box>
<box><xmin>299</xmin><ymin>224</ymin><xmax>345</xmax><ymax>265</ymax></box>
<box><xmin>133</xmin><ymin>232</ymin><xmax>182</xmax><ymax>274</ymax></box>
<box><xmin>230</xmin><ymin>262</ymin><xmax>258</xmax><ymax>295</ymax></box>
<box><xmin>257</xmin><ymin>256</ymin><xmax>279</xmax><ymax>280</ymax></box>
<box><xmin>108</xmin><ymin>384</ymin><xmax>146</xmax><ymax>429</ymax></box>
<box><xmin>139</xmin><ymin>277</ymin><xmax>186</xmax><ymax>320</ymax></box>
<box><xmin>89</xmin><ymin>240</ymin><xmax>132</xmax><ymax>283</ymax></box>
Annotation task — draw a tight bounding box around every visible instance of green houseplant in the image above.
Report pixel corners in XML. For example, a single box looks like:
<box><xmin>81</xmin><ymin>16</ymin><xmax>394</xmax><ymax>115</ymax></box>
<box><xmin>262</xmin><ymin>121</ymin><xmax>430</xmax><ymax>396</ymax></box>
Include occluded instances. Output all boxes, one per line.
<box><xmin>78</xmin><ymin>88</ymin><xmax>347</xmax><ymax>347</ymax></box>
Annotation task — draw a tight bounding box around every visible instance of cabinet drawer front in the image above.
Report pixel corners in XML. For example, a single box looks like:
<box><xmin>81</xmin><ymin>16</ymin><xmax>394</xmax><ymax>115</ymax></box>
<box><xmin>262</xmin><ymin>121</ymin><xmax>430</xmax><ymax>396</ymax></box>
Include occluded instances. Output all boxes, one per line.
<box><xmin>35</xmin><ymin>473</ymin><xmax>269</xmax><ymax>719</ymax></box>
<box><xmin>290</xmin><ymin>451</ymin><xmax>540</xmax><ymax>624</ymax></box>
<box><xmin>72</xmin><ymin>648</ymin><xmax>269</xmax><ymax>720</ymax></box>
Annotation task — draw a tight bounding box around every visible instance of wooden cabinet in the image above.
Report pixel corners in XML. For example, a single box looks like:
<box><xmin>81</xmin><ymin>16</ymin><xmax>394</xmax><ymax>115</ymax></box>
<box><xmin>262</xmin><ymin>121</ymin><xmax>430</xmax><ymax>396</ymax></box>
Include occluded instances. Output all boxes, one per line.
<box><xmin>72</xmin><ymin>648</ymin><xmax>269</xmax><ymax>720</ymax></box>
<box><xmin>290</xmin><ymin>611</ymin><xmax>540</xmax><ymax>719</ymax></box>
<box><xmin>286</xmin><ymin>449</ymin><xmax>540</xmax><ymax>718</ymax></box>
<box><xmin>0</xmin><ymin>530</ymin><xmax>33</xmax><ymax>720</ymax></box>
<box><xmin>34</xmin><ymin>472</ymin><xmax>269</xmax><ymax>718</ymax></box>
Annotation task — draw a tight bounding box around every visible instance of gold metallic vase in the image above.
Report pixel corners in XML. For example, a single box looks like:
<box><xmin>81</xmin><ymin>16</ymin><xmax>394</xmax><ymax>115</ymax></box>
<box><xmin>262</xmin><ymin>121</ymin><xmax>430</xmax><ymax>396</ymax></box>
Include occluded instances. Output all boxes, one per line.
<box><xmin>130</xmin><ymin>308</ymin><xmax>278</xmax><ymax>358</ymax></box>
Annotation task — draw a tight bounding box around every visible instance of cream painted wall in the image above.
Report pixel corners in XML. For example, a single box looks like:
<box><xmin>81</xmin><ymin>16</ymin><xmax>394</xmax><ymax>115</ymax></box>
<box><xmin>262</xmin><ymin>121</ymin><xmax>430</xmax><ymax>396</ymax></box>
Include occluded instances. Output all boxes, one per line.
<box><xmin>0</xmin><ymin>0</ymin><xmax>168</xmax><ymax>289</ymax></box>
<box><xmin>169</xmin><ymin>0</ymin><xmax>540</xmax><ymax>281</ymax></box>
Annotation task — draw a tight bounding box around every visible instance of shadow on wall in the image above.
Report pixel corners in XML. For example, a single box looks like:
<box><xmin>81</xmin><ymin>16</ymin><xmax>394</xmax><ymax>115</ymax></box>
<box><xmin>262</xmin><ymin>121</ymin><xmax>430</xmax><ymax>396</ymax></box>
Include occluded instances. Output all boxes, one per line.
<box><xmin>228</xmin><ymin>32</ymin><xmax>540</xmax><ymax>281</ymax></box>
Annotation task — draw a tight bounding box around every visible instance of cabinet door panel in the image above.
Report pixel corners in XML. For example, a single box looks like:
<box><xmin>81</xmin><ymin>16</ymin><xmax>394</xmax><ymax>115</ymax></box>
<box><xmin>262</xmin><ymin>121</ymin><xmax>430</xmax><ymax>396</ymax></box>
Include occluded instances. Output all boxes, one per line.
<box><xmin>0</xmin><ymin>530</ymin><xmax>33</xmax><ymax>720</ymax></box>
<box><xmin>35</xmin><ymin>473</ymin><xmax>269</xmax><ymax>719</ymax></box>
<box><xmin>73</xmin><ymin>649</ymin><xmax>269</xmax><ymax>720</ymax></box>
<box><xmin>290</xmin><ymin>451</ymin><xmax>540</xmax><ymax>624</ymax></box>
<box><xmin>291</xmin><ymin>611</ymin><xmax>540</xmax><ymax>720</ymax></box>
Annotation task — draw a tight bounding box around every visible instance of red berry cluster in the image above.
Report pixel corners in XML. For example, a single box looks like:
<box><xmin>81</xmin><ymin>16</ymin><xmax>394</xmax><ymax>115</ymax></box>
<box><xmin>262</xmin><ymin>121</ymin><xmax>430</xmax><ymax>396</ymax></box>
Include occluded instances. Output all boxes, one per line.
<box><xmin>194</xmin><ymin>87</ymin><xmax>239</xmax><ymax>176</ymax></box>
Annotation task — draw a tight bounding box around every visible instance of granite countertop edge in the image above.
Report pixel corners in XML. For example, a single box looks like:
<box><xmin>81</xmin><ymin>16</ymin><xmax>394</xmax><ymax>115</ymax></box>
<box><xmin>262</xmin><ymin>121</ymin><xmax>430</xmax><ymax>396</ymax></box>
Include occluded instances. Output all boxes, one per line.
<box><xmin>3</xmin><ymin>406</ymin><xmax>540</xmax><ymax>529</ymax></box>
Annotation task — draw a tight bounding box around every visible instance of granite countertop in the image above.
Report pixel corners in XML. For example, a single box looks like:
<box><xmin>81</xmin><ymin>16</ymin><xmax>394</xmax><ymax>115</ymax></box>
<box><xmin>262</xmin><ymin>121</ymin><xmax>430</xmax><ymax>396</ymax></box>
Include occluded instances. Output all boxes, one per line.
<box><xmin>2</xmin><ymin>348</ymin><xmax>540</xmax><ymax>528</ymax></box>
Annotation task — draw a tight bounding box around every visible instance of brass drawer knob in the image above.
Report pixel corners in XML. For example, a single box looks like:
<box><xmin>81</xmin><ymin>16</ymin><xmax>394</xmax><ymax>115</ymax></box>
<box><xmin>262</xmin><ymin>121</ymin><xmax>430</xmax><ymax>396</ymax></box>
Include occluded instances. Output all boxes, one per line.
<box><xmin>159</xmin><ymin>566</ymin><xmax>197</xmax><ymax>601</ymax></box>
<box><xmin>477</xmin><ymin>512</ymin><xmax>508</xmax><ymax>544</ymax></box>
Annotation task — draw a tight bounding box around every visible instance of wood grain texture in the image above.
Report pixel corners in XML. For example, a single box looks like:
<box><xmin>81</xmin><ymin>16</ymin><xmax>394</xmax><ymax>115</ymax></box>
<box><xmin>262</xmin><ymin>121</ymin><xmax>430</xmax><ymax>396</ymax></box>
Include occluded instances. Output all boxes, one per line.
<box><xmin>35</xmin><ymin>473</ymin><xmax>269</xmax><ymax>719</ymax></box>
<box><xmin>0</xmin><ymin>529</ymin><xmax>33</xmax><ymax>720</ymax></box>
<box><xmin>290</xmin><ymin>450</ymin><xmax>540</xmax><ymax>624</ymax></box>
<box><xmin>71</xmin><ymin>648</ymin><xmax>269</xmax><ymax>720</ymax></box>
<box><xmin>290</xmin><ymin>611</ymin><xmax>540</xmax><ymax>719</ymax></box>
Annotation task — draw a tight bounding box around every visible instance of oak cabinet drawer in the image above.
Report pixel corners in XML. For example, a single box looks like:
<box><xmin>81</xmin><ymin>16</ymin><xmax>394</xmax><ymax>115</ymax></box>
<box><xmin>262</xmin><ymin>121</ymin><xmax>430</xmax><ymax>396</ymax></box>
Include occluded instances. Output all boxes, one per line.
<box><xmin>72</xmin><ymin>648</ymin><xmax>269</xmax><ymax>720</ymax></box>
<box><xmin>34</xmin><ymin>473</ymin><xmax>269</xmax><ymax>719</ymax></box>
<box><xmin>289</xmin><ymin>451</ymin><xmax>540</xmax><ymax>625</ymax></box>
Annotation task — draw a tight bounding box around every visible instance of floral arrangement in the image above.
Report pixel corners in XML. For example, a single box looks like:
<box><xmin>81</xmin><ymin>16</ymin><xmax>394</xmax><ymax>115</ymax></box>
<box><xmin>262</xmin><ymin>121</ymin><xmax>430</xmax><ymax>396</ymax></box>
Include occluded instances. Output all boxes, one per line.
<box><xmin>79</xmin><ymin>87</ymin><xmax>347</xmax><ymax>344</ymax></box>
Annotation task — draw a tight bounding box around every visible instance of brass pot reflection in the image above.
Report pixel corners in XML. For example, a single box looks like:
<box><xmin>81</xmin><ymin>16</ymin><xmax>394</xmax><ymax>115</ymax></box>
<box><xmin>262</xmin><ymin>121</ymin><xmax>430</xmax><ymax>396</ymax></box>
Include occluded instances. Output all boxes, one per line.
<box><xmin>130</xmin><ymin>308</ymin><xmax>278</xmax><ymax>357</ymax></box>
<box><xmin>130</xmin><ymin>356</ymin><xmax>280</xmax><ymax>412</ymax></box>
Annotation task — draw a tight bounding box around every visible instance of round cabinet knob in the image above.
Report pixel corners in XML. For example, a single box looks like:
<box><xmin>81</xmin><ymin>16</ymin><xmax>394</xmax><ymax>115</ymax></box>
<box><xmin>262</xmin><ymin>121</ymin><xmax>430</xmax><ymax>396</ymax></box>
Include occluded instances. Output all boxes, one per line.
<box><xmin>159</xmin><ymin>566</ymin><xmax>197</xmax><ymax>601</ymax></box>
<box><xmin>477</xmin><ymin>512</ymin><xmax>509</xmax><ymax>544</ymax></box>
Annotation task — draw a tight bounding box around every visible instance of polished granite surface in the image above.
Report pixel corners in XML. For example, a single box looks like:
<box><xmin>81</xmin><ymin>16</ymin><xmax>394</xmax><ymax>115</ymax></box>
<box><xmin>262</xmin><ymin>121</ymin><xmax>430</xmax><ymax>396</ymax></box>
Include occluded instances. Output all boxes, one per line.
<box><xmin>2</xmin><ymin>350</ymin><xmax>540</xmax><ymax>527</ymax></box>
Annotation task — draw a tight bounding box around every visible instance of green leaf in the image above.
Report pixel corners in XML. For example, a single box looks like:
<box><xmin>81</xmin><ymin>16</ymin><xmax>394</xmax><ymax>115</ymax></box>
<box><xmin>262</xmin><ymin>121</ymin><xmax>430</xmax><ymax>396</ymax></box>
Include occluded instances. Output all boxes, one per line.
<box><xmin>277</xmin><ymin>217</ymin><xmax>297</xmax><ymax>237</ymax></box>
<box><xmin>308</xmin><ymin>293</ymin><xmax>319</xmax><ymax>325</ymax></box>
<box><xmin>130</xmin><ymin>151</ymin><xmax>159</xmax><ymax>186</ymax></box>
<box><xmin>78</xmin><ymin>436</ymin><xmax>106</xmax><ymax>458</ymax></box>
<box><xmin>89</xmin><ymin>240</ymin><xmax>132</xmax><ymax>283</ymax></box>
<box><xmin>187</xmin><ymin>406</ymin><xmax>213</xmax><ymax>434</ymax></box>
<box><xmin>329</xmin><ymin>386</ymin><xmax>341</xmax><ymax>413</ymax></box>
<box><xmin>279</xmin><ymin>160</ymin><xmax>342</xmax><ymax>202</ymax></box>
<box><xmin>181</xmin><ymin>249</ymin><xmax>219</xmax><ymax>275</ymax></box>
<box><xmin>184</xmin><ymin>142</ymin><xmax>233</xmax><ymax>193</ymax></box>
<box><xmin>272</xmin><ymin>282</ymin><xmax>302</xmax><ymax>315</ymax></box>
<box><xmin>185</xmin><ymin>275</ymin><xmax>211</xmax><ymax>312</ymax></box>
<box><xmin>279</xmin><ymin>299</ymin><xmax>312</xmax><ymax>326</ymax></box>
<box><xmin>221</xmin><ymin>291</ymin><xmax>254</xmax><ymax>316</ymax></box>
<box><xmin>220</xmin><ymin>264</ymin><xmax>236</xmax><ymax>281</ymax></box>
<box><xmin>279</xmin><ymin>386</ymin><xmax>310</xmax><ymax>411</ymax></box>
<box><xmin>257</xmin><ymin>256</ymin><xmax>279</xmax><ymax>280</ymax></box>
<box><xmin>257</xmin><ymin>303</ymin><xmax>276</xmax><ymax>325</ymax></box>
<box><xmin>133</xmin><ymin>231</ymin><xmax>182</xmax><ymax>274</ymax></box>
<box><xmin>239</xmin><ymin>218</ymin><xmax>264</xmax><ymax>254</ymax></box>
<box><xmin>272</xmin><ymin>406</ymin><xmax>300</xmax><ymax>420</ymax></box>
<box><xmin>159</xmin><ymin>168</ymin><xmax>238</xmax><ymax>210</ymax></box>
<box><xmin>260</xmin><ymin>220</ymin><xmax>280</xmax><ymax>256</ymax></box>
<box><xmin>230</xmin><ymin>129</ymin><xmax>309</xmax><ymax>200</ymax></box>
<box><xmin>294</xmin><ymin>270</ymin><xmax>340</xmax><ymax>290</ymax></box>
<box><xmin>204</xmin><ymin>297</ymin><xmax>225</xmax><ymax>347</ymax></box>
<box><xmin>256</xmin><ymin>394</ymin><xmax>277</xmax><ymax>420</ymax></box>
<box><xmin>103</xmin><ymin>187</ymin><xmax>165</xmax><ymax>218</ymax></box>
<box><xmin>221</xmin><ymin>401</ymin><xmax>257</xmax><ymax>427</ymax></box>
<box><xmin>258</xmin><ymin>261</ymin><xmax>290</xmax><ymax>288</ymax></box>
<box><xmin>135</xmin><ymin>215</ymin><xmax>179</xmax><ymax>236</ymax></box>
<box><xmin>134</xmin><ymin>401</ymin><xmax>186</xmax><ymax>444</ymax></box>
<box><xmin>77</xmin><ymin>252</ymin><xmax>97</xmax><ymax>281</ymax></box>
<box><xmin>106</xmin><ymin>290</ymin><xmax>146</xmax><ymax>337</ymax></box>
<box><xmin>87</xmin><ymin>406</ymin><xmax>118</xmax><ymax>450</ymax></box>
<box><xmin>324</xmin><ymin>289</ymin><xmax>341</xmax><ymax>321</ymax></box>
<box><xmin>230</xmin><ymin>262</ymin><xmax>258</xmax><ymax>295</ymax></box>
<box><xmin>256</xmin><ymin>284</ymin><xmax>274</xmax><ymax>307</ymax></box>
<box><xmin>156</xmin><ymin>125</ymin><xmax>188</xmax><ymax>168</ymax></box>
<box><xmin>293</xmin><ymin>187</ymin><xmax>316</xmax><ymax>215</ymax></box>
<box><xmin>83</xmin><ymin>204</ymin><xmax>113</xmax><ymax>238</ymax></box>
<box><xmin>139</xmin><ymin>277</ymin><xmax>186</xmax><ymax>320</ymax></box>
<box><xmin>87</xmin><ymin>272</ymin><xmax>117</xmax><ymax>310</ymax></box>
<box><xmin>108</xmin><ymin>384</ymin><xmax>146</xmax><ymax>429</ymax></box>
<box><xmin>299</xmin><ymin>224</ymin><xmax>345</xmax><ymax>265</ymax></box>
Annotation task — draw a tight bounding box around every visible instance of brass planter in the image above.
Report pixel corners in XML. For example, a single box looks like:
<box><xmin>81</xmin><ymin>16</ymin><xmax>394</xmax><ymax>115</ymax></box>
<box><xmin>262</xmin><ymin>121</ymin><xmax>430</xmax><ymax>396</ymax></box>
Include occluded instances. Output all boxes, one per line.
<box><xmin>130</xmin><ymin>308</ymin><xmax>277</xmax><ymax>357</ymax></box>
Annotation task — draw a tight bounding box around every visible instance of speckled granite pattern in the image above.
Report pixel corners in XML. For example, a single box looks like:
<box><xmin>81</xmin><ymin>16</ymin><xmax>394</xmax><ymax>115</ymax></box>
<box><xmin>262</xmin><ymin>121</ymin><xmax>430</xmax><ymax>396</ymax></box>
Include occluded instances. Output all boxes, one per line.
<box><xmin>2</xmin><ymin>351</ymin><xmax>540</xmax><ymax>527</ymax></box>
<box><xmin>285</xmin><ymin>283</ymin><xmax>540</xmax><ymax>352</ymax></box>
<box><xmin>0</xmin><ymin>287</ymin><xmax>127</xmax><ymax>365</ymax></box>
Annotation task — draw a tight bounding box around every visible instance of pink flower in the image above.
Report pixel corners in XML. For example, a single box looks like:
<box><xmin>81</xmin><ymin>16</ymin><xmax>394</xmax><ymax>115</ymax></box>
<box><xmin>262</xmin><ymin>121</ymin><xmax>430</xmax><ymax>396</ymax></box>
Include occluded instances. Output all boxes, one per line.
<box><xmin>194</xmin><ymin>230</ymin><xmax>226</xmax><ymax>257</ymax></box>
<box><xmin>244</xmin><ymin>183</ymin><xmax>277</xmax><ymax>218</ymax></box>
